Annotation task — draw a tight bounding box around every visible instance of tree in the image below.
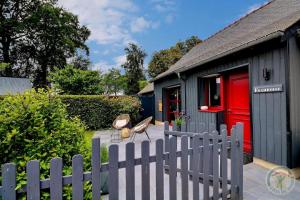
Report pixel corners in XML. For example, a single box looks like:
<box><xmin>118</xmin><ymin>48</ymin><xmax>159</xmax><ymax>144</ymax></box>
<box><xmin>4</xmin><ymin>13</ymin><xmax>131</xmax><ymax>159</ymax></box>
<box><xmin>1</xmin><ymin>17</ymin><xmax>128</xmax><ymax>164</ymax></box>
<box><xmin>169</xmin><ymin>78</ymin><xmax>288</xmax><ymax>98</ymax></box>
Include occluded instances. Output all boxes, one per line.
<box><xmin>103</xmin><ymin>68</ymin><xmax>127</xmax><ymax>96</ymax></box>
<box><xmin>69</xmin><ymin>54</ymin><xmax>91</xmax><ymax>70</ymax></box>
<box><xmin>50</xmin><ymin>65</ymin><xmax>104</xmax><ymax>95</ymax></box>
<box><xmin>0</xmin><ymin>0</ymin><xmax>90</xmax><ymax>88</ymax></box>
<box><xmin>122</xmin><ymin>43</ymin><xmax>147</xmax><ymax>95</ymax></box>
<box><xmin>148</xmin><ymin>36</ymin><xmax>202</xmax><ymax>78</ymax></box>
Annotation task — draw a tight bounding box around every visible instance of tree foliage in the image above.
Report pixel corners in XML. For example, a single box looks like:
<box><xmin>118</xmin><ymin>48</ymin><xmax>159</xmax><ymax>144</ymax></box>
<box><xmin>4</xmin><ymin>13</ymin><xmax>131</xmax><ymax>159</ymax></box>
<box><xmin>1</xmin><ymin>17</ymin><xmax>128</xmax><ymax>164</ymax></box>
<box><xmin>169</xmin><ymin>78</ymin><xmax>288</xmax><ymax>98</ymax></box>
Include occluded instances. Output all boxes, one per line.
<box><xmin>0</xmin><ymin>0</ymin><xmax>90</xmax><ymax>87</ymax></box>
<box><xmin>50</xmin><ymin>65</ymin><xmax>103</xmax><ymax>95</ymax></box>
<box><xmin>103</xmin><ymin>68</ymin><xmax>126</xmax><ymax>96</ymax></box>
<box><xmin>148</xmin><ymin>36</ymin><xmax>202</xmax><ymax>78</ymax></box>
<box><xmin>122</xmin><ymin>43</ymin><xmax>147</xmax><ymax>95</ymax></box>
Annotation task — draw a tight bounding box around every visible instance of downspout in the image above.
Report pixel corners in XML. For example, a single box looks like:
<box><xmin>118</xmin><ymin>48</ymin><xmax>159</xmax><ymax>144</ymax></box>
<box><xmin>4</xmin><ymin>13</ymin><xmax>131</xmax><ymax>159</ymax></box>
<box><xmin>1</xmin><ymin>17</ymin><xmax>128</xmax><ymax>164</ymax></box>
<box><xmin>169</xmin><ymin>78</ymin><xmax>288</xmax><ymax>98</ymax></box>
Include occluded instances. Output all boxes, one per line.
<box><xmin>177</xmin><ymin>72</ymin><xmax>188</xmax><ymax>131</ymax></box>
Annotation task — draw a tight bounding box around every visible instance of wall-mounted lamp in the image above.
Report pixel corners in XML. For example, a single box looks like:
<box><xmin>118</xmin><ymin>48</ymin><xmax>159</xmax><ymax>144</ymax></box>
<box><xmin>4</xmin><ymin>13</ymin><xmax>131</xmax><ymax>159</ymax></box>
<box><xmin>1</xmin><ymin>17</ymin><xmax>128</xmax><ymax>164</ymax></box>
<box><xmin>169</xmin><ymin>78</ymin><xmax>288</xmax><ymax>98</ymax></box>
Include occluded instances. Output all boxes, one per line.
<box><xmin>263</xmin><ymin>68</ymin><xmax>271</xmax><ymax>81</ymax></box>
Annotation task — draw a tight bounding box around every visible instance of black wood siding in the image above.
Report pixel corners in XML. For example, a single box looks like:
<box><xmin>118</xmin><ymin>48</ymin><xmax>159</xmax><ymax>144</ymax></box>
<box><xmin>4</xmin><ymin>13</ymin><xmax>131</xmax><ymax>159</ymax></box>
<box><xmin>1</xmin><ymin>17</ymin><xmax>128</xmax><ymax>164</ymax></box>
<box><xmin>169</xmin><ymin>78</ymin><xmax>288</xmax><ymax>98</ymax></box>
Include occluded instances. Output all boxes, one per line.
<box><xmin>288</xmin><ymin>36</ymin><xmax>300</xmax><ymax>168</ymax></box>
<box><xmin>154</xmin><ymin>41</ymin><xmax>289</xmax><ymax>166</ymax></box>
<box><xmin>250</xmin><ymin>45</ymin><xmax>288</xmax><ymax>167</ymax></box>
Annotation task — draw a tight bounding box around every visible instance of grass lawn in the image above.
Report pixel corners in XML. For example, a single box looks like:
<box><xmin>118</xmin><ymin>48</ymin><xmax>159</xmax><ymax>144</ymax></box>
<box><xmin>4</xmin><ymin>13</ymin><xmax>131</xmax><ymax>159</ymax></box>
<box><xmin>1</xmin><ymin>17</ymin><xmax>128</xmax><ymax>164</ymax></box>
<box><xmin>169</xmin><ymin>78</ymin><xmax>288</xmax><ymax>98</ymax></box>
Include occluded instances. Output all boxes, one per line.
<box><xmin>84</xmin><ymin>130</ymin><xmax>95</xmax><ymax>149</ymax></box>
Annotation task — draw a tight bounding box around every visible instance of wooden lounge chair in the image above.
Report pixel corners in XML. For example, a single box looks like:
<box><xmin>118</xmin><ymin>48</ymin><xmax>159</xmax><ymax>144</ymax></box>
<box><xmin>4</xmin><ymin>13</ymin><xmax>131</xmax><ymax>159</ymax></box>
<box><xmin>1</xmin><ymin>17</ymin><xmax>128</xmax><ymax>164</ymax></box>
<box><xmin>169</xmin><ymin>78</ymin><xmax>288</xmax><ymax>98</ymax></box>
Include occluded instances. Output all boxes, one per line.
<box><xmin>130</xmin><ymin>116</ymin><xmax>152</xmax><ymax>142</ymax></box>
<box><xmin>112</xmin><ymin>114</ymin><xmax>130</xmax><ymax>142</ymax></box>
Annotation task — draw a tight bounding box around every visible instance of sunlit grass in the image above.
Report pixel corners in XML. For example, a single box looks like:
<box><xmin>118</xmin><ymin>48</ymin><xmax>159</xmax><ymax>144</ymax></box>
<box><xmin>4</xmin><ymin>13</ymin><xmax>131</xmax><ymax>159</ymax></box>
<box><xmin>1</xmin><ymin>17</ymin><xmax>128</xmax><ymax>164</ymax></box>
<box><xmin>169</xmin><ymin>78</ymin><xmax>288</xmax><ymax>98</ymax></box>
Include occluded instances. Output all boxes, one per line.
<box><xmin>84</xmin><ymin>130</ymin><xmax>95</xmax><ymax>149</ymax></box>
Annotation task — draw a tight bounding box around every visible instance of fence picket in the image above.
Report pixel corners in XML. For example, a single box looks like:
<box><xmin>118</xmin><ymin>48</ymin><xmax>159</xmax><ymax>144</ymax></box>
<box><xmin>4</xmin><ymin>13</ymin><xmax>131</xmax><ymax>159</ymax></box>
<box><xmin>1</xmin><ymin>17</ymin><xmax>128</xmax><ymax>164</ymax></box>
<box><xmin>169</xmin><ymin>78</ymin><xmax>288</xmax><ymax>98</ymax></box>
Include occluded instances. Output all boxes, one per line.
<box><xmin>27</xmin><ymin>160</ymin><xmax>40</xmax><ymax>200</ymax></box>
<box><xmin>192</xmin><ymin>135</ymin><xmax>200</xmax><ymax>200</ymax></box>
<box><xmin>169</xmin><ymin>137</ymin><xmax>177</xmax><ymax>200</ymax></box>
<box><xmin>142</xmin><ymin>141</ymin><xmax>150</xmax><ymax>200</ymax></box>
<box><xmin>230</xmin><ymin>126</ymin><xmax>237</xmax><ymax>200</ymax></box>
<box><xmin>126</xmin><ymin>142</ymin><xmax>135</xmax><ymax>200</ymax></box>
<box><xmin>156</xmin><ymin>139</ymin><xmax>164</xmax><ymax>200</ymax></box>
<box><xmin>92</xmin><ymin>138</ymin><xmax>101</xmax><ymax>200</ymax></box>
<box><xmin>236</xmin><ymin>123</ymin><xmax>244</xmax><ymax>200</ymax></box>
<box><xmin>212</xmin><ymin>131</ymin><xmax>219</xmax><ymax>200</ymax></box>
<box><xmin>164</xmin><ymin>121</ymin><xmax>170</xmax><ymax>167</ymax></box>
<box><xmin>50</xmin><ymin>158</ymin><xmax>63</xmax><ymax>200</ymax></box>
<box><xmin>203</xmin><ymin>133</ymin><xmax>210</xmax><ymax>200</ymax></box>
<box><xmin>181</xmin><ymin>136</ymin><xmax>189</xmax><ymax>200</ymax></box>
<box><xmin>221</xmin><ymin>128</ymin><xmax>228</xmax><ymax>200</ymax></box>
<box><xmin>109</xmin><ymin>145</ymin><xmax>119</xmax><ymax>200</ymax></box>
<box><xmin>72</xmin><ymin>155</ymin><xmax>84</xmax><ymax>200</ymax></box>
<box><xmin>2</xmin><ymin>163</ymin><xmax>16</xmax><ymax>200</ymax></box>
<box><xmin>198</xmin><ymin>123</ymin><xmax>206</xmax><ymax>175</ymax></box>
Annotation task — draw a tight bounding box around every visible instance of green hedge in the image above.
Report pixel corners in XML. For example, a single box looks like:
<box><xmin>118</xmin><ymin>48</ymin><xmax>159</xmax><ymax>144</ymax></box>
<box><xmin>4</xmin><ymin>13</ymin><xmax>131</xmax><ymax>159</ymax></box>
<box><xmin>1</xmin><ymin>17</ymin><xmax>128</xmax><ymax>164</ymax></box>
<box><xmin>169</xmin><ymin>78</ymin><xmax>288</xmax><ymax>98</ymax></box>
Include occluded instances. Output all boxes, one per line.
<box><xmin>60</xmin><ymin>95</ymin><xmax>141</xmax><ymax>130</ymax></box>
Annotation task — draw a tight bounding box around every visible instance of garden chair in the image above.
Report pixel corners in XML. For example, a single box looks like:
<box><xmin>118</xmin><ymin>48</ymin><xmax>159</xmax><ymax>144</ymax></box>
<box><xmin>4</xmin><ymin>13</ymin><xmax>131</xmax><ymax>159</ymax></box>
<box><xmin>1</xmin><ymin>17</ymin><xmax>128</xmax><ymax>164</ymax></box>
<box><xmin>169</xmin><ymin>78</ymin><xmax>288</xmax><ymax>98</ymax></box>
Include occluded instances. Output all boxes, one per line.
<box><xmin>130</xmin><ymin>116</ymin><xmax>152</xmax><ymax>142</ymax></box>
<box><xmin>111</xmin><ymin>114</ymin><xmax>130</xmax><ymax>143</ymax></box>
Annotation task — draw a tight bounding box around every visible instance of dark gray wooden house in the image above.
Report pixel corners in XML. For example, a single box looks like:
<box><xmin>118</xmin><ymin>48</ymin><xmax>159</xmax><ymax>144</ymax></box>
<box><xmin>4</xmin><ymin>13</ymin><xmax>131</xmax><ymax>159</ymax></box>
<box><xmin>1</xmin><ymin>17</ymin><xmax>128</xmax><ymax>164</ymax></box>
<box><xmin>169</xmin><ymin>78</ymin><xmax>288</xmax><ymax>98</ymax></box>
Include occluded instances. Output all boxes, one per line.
<box><xmin>152</xmin><ymin>0</ymin><xmax>300</xmax><ymax>170</ymax></box>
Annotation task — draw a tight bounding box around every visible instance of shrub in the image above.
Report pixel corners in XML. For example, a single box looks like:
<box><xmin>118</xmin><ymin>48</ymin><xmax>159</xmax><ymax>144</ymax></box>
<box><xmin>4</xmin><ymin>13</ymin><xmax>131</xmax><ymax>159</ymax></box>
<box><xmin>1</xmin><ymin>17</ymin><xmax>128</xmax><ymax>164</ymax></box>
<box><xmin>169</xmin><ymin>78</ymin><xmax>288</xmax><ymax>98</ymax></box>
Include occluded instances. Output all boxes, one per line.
<box><xmin>50</xmin><ymin>65</ymin><xmax>104</xmax><ymax>95</ymax></box>
<box><xmin>60</xmin><ymin>95</ymin><xmax>141</xmax><ymax>130</ymax></box>
<box><xmin>0</xmin><ymin>89</ymin><xmax>91</xmax><ymax>198</ymax></box>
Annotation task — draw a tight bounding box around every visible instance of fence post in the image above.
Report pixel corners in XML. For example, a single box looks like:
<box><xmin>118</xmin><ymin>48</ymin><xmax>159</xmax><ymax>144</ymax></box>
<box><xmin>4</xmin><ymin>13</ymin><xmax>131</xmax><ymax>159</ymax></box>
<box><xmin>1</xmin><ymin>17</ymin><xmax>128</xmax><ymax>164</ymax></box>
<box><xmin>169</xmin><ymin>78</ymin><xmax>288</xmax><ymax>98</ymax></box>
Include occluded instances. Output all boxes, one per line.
<box><xmin>72</xmin><ymin>155</ymin><xmax>84</xmax><ymax>200</ymax></box>
<box><xmin>203</xmin><ymin>133</ymin><xmax>210</xmax><ymax>200</ymax></box>
<box><xmin>2</xmin><ymin>163</ymin><xmax>16</xmax><ymax>200</ymax></box>
<box><xmin>189</xmin><ymin>121</ymin><xmax>196</xmax><ymax>173</ymax></box>
<box><xmin>192</xmin><ymin>135</ymin><xmax>201</xmax><ymax>200</ymax></box>
<box><xmin>221</xmin><ymin>126</ymin><xmax>228</xmax><ymax>200</ymax></box>
<box><xmin>181</xmin><ymin>136</ymin><xmax>189</xmax><ymax>200</ymax></box>
<box><xmin>109</xmin><ymin>145</ymin><xmax>119</xmax><ymax>200</ymax></box>
<box><xmin>141</xmin><ymin>141</ymin><xmax>150</xmax><ymax>200</ymax></box>
<box><xmin>212</xmin><ymin>130</ymin><xmax>220</xmax><ymax>200</ymax></box>
<box><xmin>27</xmin><ymin>160</ymin><xmax>40</xmax><ymax>200</ymax></box>
<box><xmin>230</xmin><ymin>126</ymin><xmax>237</xmax><ymax>200</ymax></box>
<box><xmin>50</xmin><ymin>158</ymin><xmax>63</xmax><ymax>199</ymax></box>
<box><xmin>92</xmin><ymin>138</ymin><xmax>101</xmax><ymax>200</ymax></box>
<box><xmin>156</xmin><ymin>139</ymin><xmax>164</xmax><ymax>200</ymax></box>
<box><xmin>236</xmin><ymin>123</ymin><xmax>244</xmax><ymax>200</ymax></box>
<box><xmin>164</xmin><ymin>121</ymin><xmax>170</xmax><ymax>168</ymax></box>
<box><xmin>126</xmin><ymin>142</ymin><xmax>135</xmax><ymax>200</ymax></box>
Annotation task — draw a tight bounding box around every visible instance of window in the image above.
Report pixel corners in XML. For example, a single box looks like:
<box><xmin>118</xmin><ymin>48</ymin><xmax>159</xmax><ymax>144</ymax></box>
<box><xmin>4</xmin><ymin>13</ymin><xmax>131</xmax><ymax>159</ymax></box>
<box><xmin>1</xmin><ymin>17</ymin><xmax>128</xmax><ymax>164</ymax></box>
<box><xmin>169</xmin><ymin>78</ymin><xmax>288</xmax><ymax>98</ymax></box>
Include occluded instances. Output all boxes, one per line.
<box><xmin>198</xmin><ymin>76</ymin><xmax>224</xmax><ymax>112</ymax></box>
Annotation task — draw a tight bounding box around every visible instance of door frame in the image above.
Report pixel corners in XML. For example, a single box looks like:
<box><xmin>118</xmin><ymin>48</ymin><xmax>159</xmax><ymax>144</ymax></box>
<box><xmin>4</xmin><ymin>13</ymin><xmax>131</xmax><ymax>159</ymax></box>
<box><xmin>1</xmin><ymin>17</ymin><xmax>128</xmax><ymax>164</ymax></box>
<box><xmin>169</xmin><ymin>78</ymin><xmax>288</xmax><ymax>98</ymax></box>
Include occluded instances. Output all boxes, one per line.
<box><xmin>164</xmin><ymin>85</ymin><xmax>181</xmax><ymax>123</ymax></box>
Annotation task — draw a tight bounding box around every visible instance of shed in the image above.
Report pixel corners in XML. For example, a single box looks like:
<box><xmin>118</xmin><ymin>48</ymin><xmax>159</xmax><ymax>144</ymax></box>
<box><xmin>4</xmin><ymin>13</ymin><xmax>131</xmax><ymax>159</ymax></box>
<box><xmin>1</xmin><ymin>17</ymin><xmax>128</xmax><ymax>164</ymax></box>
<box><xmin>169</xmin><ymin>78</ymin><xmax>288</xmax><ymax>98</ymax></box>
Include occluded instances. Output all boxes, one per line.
<box><xmin>138</xmin><ymin>83</ymin><xmax>155</xmax><ymax>120</ymax></box>
<box><xmin>152</xmin><ymin>0</ymin><xmax>300</xmax><ymax>170</ymax></box>
<box><xmin>0</xmin><ymin>77</ymin><xmax>32</xmax><ymax>95</ymax></box>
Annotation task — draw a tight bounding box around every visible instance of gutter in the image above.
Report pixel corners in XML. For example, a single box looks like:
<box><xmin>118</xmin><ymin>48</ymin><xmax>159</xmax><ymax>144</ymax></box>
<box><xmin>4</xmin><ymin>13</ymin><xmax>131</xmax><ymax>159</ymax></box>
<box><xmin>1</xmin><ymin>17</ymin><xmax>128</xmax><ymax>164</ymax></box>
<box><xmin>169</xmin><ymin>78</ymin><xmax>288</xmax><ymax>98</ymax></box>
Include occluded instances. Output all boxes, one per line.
<box><xmin>151</xmin><ymin>31</ymin><xmax>284</xmax><ymax>82</ymax></box>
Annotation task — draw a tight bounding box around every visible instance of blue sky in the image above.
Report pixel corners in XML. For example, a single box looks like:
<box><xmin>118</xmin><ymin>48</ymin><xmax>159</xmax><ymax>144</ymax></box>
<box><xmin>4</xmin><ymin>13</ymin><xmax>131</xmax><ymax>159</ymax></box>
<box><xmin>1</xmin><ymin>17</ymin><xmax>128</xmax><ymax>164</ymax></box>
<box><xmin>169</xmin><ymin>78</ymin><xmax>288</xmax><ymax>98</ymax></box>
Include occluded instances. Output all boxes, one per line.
<box><xmin>59</xmin><ymin>0</ymin><xmax>268</xmax><ymax>73</ymax></box>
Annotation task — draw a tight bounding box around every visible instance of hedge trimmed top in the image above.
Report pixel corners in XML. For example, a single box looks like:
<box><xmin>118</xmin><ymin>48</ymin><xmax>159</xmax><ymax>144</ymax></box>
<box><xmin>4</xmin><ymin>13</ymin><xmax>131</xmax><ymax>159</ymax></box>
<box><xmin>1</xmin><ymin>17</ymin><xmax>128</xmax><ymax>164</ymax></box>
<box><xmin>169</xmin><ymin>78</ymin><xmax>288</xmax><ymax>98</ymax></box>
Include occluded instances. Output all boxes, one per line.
<box><xmin>60</xmin><ymin>95</ymin><xmax>141</xmax><ymax>130</ymax></box>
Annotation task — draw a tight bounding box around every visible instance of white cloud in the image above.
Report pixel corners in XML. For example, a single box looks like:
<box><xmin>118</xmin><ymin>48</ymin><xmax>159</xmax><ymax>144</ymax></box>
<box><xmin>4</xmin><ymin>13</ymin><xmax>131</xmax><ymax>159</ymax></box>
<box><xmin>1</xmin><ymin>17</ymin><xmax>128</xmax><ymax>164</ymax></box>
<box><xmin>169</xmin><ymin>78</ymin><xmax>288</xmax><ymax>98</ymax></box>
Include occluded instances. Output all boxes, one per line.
<box><xmin>151</xmin><ymin>0</ymin><xmax>176</xmax><ymax>13</ymax></box>
<box><xmin>130</xmin><ymin>17</ymin><xmax>159</xmax><ymax>33</ymax></box>
<box><xmin>114</xmin><ymin>55</ymin><xmax>127</xmax><ymax>67</ymax></box>
<box><xmin>58</xmin><ymin>0</ymin><xmax>148</xmax><ymax>46</ymax></box>
<box><xmin>91</xmin><ymin>61</ymin><xmax>114</xmax><ymax>73</ymax></box>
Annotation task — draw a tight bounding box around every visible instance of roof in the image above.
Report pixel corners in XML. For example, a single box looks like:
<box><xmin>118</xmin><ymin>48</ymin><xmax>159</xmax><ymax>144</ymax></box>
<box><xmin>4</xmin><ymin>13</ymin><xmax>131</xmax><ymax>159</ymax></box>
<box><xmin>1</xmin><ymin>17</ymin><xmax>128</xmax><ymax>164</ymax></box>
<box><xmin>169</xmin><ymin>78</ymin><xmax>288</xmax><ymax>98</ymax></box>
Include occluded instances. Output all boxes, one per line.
<box><xmin>138</xmin><ymin>83</ymin><xmax>154</xmax><ymax>95</ymax></box>
<box><xmin>0</xmin><ymin>77</ymin><xmax>32</xmax><ymax>95</ymax></box>
<box><xmin>153</xmin><ymin>0</ymin><xmax>300</xmax><ymax>81</ymax></box>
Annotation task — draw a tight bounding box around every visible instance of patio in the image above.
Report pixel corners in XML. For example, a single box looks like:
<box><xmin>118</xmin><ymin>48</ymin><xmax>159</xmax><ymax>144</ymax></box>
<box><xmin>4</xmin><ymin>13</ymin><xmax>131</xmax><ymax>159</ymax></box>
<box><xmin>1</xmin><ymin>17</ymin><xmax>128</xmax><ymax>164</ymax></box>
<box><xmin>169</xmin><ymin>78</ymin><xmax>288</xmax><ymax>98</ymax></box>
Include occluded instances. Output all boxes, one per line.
<box><xmin>94</xmin><ymin>125</ymin><xmax>300</xmax><ymax>200</ymax></box>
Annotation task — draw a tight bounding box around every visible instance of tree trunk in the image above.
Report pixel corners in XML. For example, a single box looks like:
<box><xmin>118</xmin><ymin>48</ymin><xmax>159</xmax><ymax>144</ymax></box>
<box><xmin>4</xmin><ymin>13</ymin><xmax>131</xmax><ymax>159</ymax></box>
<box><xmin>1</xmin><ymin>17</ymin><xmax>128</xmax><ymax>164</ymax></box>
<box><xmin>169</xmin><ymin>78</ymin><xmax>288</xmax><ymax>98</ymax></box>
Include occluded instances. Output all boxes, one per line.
<box><xmin>1</xmin><ymin>37</ymin><xmax>13</xmax><ymax>76</ymax></box>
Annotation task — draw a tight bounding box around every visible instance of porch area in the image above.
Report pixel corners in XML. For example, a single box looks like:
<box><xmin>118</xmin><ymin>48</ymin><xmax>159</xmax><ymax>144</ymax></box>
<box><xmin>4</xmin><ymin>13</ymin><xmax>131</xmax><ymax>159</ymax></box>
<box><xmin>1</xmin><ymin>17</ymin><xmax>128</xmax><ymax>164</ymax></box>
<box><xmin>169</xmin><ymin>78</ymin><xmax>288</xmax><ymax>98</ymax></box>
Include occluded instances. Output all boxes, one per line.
<box><xmin>95</xmin><ymin>125</ymin><xmax>300</xmax><ymax>200</ymax></box>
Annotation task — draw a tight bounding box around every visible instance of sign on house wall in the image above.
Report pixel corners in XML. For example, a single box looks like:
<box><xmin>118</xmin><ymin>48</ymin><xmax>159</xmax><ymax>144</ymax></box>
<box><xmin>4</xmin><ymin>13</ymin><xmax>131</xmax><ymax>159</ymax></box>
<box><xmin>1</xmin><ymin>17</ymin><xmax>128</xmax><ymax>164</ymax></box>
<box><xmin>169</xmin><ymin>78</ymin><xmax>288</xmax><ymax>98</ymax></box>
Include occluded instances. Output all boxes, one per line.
<box><xmin>253</xmin><ymin>84</ymin><xmax>283</xmax><ymax>94</ymax></box>
<box><xmin>158</xmin><ymin>100</ymin><xmax>163</xmax><ymax>112</ymax></box>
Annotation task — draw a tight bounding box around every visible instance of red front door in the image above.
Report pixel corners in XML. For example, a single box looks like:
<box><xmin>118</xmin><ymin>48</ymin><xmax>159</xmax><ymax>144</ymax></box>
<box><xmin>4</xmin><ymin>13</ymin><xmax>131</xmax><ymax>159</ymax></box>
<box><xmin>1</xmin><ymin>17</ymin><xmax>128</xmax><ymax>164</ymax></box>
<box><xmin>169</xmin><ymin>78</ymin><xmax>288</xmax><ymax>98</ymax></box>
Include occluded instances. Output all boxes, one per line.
<box><xmin>226</xmin><ymin>70</ymin><xmax>252</xmax><ymax>153</ymax></box>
